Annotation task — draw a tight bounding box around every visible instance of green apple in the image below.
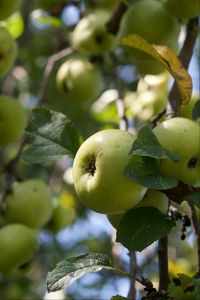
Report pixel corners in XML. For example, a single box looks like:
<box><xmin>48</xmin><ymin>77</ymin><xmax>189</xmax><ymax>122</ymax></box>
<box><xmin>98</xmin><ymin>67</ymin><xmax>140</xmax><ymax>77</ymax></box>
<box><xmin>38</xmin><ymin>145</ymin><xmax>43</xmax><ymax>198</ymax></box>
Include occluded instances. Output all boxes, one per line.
<box><xmin>107</xmin><ymin>189</ymin><xmax>169</xmax><ymax>229</ymax></box>
<box><xmin>0</xmin><ymin>224</ymin><xmax>38</xmax><ymax>275</ymax></box>
<box><xmin>0</xmin><ymin>0</ymin><xmax>22</xmax><ymax>20</ymax></box>
<box><xmin>130</xmin><ymin>90</ymin><xmax>167</xmax><ymax>122</ymax></box>
<box><xmin>0</xmin><ymin>95</ymin><xmax>27</xmax><ymax>147</ymax></box>
<box><xmin>118</xmin><ymin>0</ymin><xmax>180</xmax><ymax>74</ymax></box>
<box><xmin>153</xmin><ymin>117</ymin><xmax>200</xmax><ymax>187</ymax></box>
<box><xmin>56</xmin><ymin>58</ymin><xmax>104</xmax><ymax>104</ymax></box>
<box><xmin>46</xmin><ymin>204</ymin><xmax>76</xmax><ymax>234</ymax></box>
<box><xmin>0</xmin><ymin>26</ymin><xmax>17</xmax><ymax>77</ymax></box>
<box><xmin>72</xmin><ymin>10</ymin><xmax>116</xmax><ymax>55</ymax></box>
<box><xmin>73</xmin><ymin>129</ymin><xmax>147</xmax><ymax>214</ymax></box>
<box><xmin>3</xmin><ymin>179</ymin><xmax>54</xmax><ymax>229</ymax></box>
<box><xmin>164</xmin><ymin>0</ymin><xmax>200</xmax><ymax>19</ymax></box>
<box><xmin>179</xmin><ymin>96</ymin><xmax>199</xmax><ymax>120</ymax></box>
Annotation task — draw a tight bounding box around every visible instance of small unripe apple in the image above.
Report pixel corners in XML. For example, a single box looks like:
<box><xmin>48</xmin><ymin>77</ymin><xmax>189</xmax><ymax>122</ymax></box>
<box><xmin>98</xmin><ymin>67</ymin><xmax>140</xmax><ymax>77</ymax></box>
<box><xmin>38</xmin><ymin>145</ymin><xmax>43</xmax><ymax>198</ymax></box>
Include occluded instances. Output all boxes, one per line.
<box><xmin>56</xmin><ymin>58</ymin><xmax>103</xmax><ymax>104</ymax></box>
<box><xmin>164</xmin><ymin>0</ymin><xmax>200</xmax><ymax>19</ymax></box>
<box><xmin>179</xmin><ymin>96</ymin><xmax>199</xmax><ymax>121</ymax></box>
<box><xmin>0</xmin><ymin>96</ymin><xmax>27</xmax><ymax>147</ymax></box>
<box><xmin>0</xmin><ymin>0</ymin><xmax>22</xmax><ymax>20</ymax></box>
<box><xmin>73</xmin><ymin>129</ymin><xmax>147</xmax><ymax>214</ymax></box>
<box><xmin>118</xmin><ymin>0</ymin><xmax>180</xmax><ymax>74</ymax></box>
<box><xmin>72</xmin><ymin>10</ymin><xmax>116</xmax><ymax>55</ymax></box>
<box><xmin>153</xmin><ymin>117</ymin><xmax>200</xmax><ymax>187</ymax></box>
<box><xmin>107</xmin><ymin>189</ymin><xmax>168</xmax><ymax>229</ymax></box>
<box><xmin>0</xmin><ymin>224</ymin><xmax>38</xmax><ymax>275</ymax></box>
<box><xmin>0</xmin><ymin>26</ymin><xmax>17</xmax><ymax>77</ymax></box>
<box><xmin>3</xmin><ymin>179</ymin><xmax>54</xmax><ymax>229</ymax></box>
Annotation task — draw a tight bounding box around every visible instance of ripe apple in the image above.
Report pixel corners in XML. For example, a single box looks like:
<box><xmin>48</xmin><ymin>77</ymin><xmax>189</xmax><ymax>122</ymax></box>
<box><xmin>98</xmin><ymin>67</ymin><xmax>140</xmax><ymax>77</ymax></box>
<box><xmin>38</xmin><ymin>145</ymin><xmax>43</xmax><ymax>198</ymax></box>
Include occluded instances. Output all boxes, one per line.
<box><xmin>73</xmin><ymin>129</ymin><xmax>147</xmax><ymax>214</ymax></box>
<box><xmin>164</xmin><ymin>0</ymin><xmax>200</xmax><ymax>19</ymax></box>
<box><xmin>3</xmin><ymin>179</ymin><xmax>54</xmax><ymax>229</ymax></box>
<box><xmin>72</xmin><ymin>10</ymin><xmax>116</xmax><ymax>55</ymax></box>
<box><xmin>56</xmin><ymin>58</ymin><xmax>104</xmax><ymax>105</ymax></box>
<box><xmin>0</xmin><ymin>96</ymin><xmax>27</xmax><ymax>147</ymax></box>
<box><xmin>153</xmin><ymin>117</ymin><xmax>200</xmax><ymax>187</ymax></box>
<box><xmin>118</xmin><ymin>0</ymin><xmax>180</xmax><ymax>74</ymax></box>
<box><xmin>0</xmin><ymin>0</ymin><xmax>22</xmax><ymax>20</ymax></box>
<box><xmin>0</xmin><ymin>26</ymin><xmax>17</xmax><ymax>77</ymax></box>
<box><xmin>0</xmin><ymin>224</ymin><xmax>38</xmax><ymax>275</ymax></box>
<box><xmin>107</xmin><ymin>189</ymin><xmax>169</xmax><ymax>229</ymax></box>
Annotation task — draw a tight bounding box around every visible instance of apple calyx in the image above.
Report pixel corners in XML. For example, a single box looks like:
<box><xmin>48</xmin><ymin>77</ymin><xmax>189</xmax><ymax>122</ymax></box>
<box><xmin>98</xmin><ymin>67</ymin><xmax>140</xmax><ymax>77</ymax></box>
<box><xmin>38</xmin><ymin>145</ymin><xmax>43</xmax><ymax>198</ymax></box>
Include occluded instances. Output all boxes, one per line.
<box><xmin>85</xmin><ymin>156</ymin><xmax>96</xmax><ymax>176</ymax></box>
<box><xmin>188</xmin><ymin>157</ymin><xmax>197</xmax><ymax>169</ymax></box>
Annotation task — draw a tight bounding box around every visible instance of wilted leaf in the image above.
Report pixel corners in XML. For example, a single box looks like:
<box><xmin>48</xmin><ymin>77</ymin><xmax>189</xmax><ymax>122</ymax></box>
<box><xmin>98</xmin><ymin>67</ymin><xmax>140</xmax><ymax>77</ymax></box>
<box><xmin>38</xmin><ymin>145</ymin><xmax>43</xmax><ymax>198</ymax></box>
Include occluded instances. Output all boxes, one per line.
<box><xmin>117</xmin><ymin>207</ymin><xmax>175</xmax><ymax>252</ymax></box>
<box><xmin>122</xmin><ymin>34</ymin><xmax>192</xmax><ymax>104</ymax></box>
<box><xmin>47</xmin><ymin>253</ymin><xmax>113</xmax><ymax>293</ymax></box>
<box><xmin>22</xmin><ymin>107</ymin><xmax>82</xmax><ymax>164</ymax></box>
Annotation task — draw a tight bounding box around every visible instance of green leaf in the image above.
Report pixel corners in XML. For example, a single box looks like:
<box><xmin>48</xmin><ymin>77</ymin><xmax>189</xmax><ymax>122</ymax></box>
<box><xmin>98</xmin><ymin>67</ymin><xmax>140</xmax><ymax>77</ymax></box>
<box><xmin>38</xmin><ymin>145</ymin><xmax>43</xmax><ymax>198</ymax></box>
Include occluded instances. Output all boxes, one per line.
<box><xmin>22</xmin><ymin>108</ymin><xmax>82</xmax><ymax>164</ymax></box>
<box><xmin>129</xmin><ymin>125</ymin><xmax>180</xmax><ymax>161</ymax></box>
<box><xmin>46</xmin><ymin>253</ymin><xmax>113</xmax><ymax>293</ymax></box>
<box><xmin>117</xmin><ymin>207</ymin><xmax>175</xmax><ymax>252</ymax></box>
<box><xmin>1</xmin><ymin>12</ymin><xmax>24</xmax><ymax>39</ymax></box>
<box><xmin>124</xmin><ymin>156</ymin><xmax>177</xmax><ymax>189</ymax></box>
<box><xmin>35</xmin><ymin>15</ymin><xmax>63</xmax><ymax>27</ymax></box>
<box><xmin>186</xmin><ymin>192</ymin><xmax>200</xmax><ymax>208</ymax></box>
<box><xmin>192</xmin><ymin>99</ymin><xmax>200</xmax><ymax>120</ymax></box>
<box><xmin>110</xmin><ymin>296</ymin><xmax>128</xmax><ymax>300</ymax></box>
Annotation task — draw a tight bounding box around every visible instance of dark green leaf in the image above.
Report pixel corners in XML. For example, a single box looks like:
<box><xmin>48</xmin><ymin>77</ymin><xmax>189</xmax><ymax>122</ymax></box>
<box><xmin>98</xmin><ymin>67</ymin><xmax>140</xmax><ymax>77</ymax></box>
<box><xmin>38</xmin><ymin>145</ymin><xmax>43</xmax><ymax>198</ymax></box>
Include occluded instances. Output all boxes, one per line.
<box><xmin>117</xmin><ymin>207</ymin><xmax>175</xmax><ymax>252</ymax></box>
<box><xmin>124</xmin><ymin>156</ymin><xmax>177</xmax><ymax>189</ymax></box>
<box><xmin>129</xmin><ymin>125</ymin><xmax>180</xmax><ymax>161</ymax></box>
<box><xmin>186</xmin><ymin>192</ymin><xmax>200</xmax><ymax>208</ymax></box>
<box><xmin>22</xmin><ymin>108</ymin><xmax>82</xmax><ymax>164</ymax></box>
<box><xmin>47</xmin><ymin>253</ymin><xmax>113</xmax><ymax>293</ymax></box>
<box><xmin>110</xmin><ymin>296</ymin><xmax>128</xmax><ymax>300</ymax></box>
<box><xmin>192</xmin><ymin>99</ymin><xmax>200</xmax><ymax>120</ymax></box>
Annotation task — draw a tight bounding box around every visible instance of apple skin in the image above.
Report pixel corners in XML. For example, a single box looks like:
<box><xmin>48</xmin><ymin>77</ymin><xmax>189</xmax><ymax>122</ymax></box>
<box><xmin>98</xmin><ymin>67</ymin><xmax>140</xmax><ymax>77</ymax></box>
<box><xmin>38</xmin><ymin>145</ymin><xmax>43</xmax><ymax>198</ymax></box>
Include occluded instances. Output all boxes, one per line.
<box><xmin>153</xmin><ymin>117</ymin><xmax>200</xmax><ymax>187</ymax></box>
<box><xmin>3</xmin><ymin>179</ymin><xmax>54</xmax><ymax>229</ymax></box>
<box><xmin>56</xmin><ymin>58</ymin><xmax>103</xmax><ymax>105</ymax></box>
<box><xmin>0</xmin><ymin>96</ymin><xmax>27</xmax><ymax>147</ymax></box>
<box><xmin>73</xmin><ymin>129</ymin><xmax>147</xmax><ymax>214</ymax></box>
<box><xmin>164</xmin><ymin>0</ymin><xmax>200</xmax><ymax>19</ymax></box>
<box><xmin>118</xmin><ymin>0</ymin><xmax>180</xmax><ymax>74</ymax></box>
<box><xmin>0</xmin><ymin>26</ymin><xmax>17</xmax><ymax>77</ymax></box>
<box><xmin>72</xmin><ymin>10</ymin><xmax>116</xmax><ymax>55</ymax></box>
<box><xmin>179</xmin><ymin>96</ymin><xmax>199</xmax><ymax>121</ymax></box>
<box><xmin>0</xmin><ymin>224</ymin><xmax>38</xmax><ymax>275</ymax></box>
<box><xmin>107</xmin><ymin>189</ymin><xmax>168</xmax><ymax>229</ymax></box>
<box><xmin>0</xmin><ymin>0</ymin><xmax>22</xmax><ymax>20</ymax></box>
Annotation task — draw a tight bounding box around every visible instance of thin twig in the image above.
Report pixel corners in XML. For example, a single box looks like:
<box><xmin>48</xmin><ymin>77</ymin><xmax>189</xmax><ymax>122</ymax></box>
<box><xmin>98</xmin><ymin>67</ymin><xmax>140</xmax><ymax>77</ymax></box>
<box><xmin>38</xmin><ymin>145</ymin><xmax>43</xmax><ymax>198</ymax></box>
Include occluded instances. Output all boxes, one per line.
<box><xmin>166</xmin><ymin>17</ymin><xmax>199</xmax><ymax>118</ymax></box>
<box><xmin>188</xmin><ymin>203</ymin><xmax>200</xmax><ymax>278</ymax></box>
<box><xmin>158</xmin><ymin>236</ymin><xmax>169</xmax><ymax>292</ymax></box>
<box><xmin>128</xmin><ymin>252</ymin><xmax>137</xmax><ymax>299</ymax></box>
<box><xmin>37</xmin><ymin>47</ymin><xmax>74</xmax><ymax>105</ymax></box>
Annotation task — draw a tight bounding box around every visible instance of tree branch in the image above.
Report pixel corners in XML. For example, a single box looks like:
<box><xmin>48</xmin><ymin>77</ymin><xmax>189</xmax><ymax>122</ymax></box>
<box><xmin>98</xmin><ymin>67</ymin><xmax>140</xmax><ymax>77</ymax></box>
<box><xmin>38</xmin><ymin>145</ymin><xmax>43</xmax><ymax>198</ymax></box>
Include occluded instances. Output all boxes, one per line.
<box><xmin>158</xmin><ymin>236</ymin><xmax>169</xmax><ymax>292</ymax></box>
<box><xmin>37</xmin><ymin>47</ymin><xmax>74</xmax><ymax>105</ymax></box>
<box><xmin>128</xmin><ymin>252</ymin><xmax>137</xmax><ymax>299</ymax></box>
<box><xmin>106</xmin><ymin>1</ymin><xmax>128</xmax><ymax>36</ymax></box>
<box><xmin>188</xmin><ymin>203</ymin><xmax>200</xmax><ymax>278</ymax></box>
<box><xmin>166</xmin><ymin>17</ymin><xmax>199</xmax><ymax>118</ymax></box>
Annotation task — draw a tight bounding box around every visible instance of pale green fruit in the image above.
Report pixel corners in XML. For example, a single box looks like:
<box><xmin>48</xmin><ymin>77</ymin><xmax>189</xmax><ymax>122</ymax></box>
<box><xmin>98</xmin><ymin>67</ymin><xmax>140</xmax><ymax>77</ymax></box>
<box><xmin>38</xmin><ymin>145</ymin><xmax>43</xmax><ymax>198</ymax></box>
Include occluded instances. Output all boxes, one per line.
<box><xmin>0</xmin><ymin>224</ymin><xmax>38</xmax><ymax>274</ymax></box>
<box><xmin>0</xmin><ymin>96</ymin><xmax>27</xmax><ymax>147</ymax></box>
<box><xmin>72</xmin><ymin>10</ymin><xmax>116</xmax><ymax>55</ymax></box>
<box><xmin>56</xmin><ymin>58</ymin><xmax>103</xmax><ymax>104</ymax></box>
<box><xmin>46</xmin><ymin>205</ymin><xmax>76</xmax><ymax>234</ymax></box>
<box><xmin>153</xmin><ymin>117</ymin><xmax>200</xmax><ymax>187</ymax></box>
<box><xmin>164</xmin><ymin>0</ymin><xmax>200</xmax><ymax>19</ymax></box>
<box><xmin>179</xmin><ymin>96</ymin><xmax>199</xmax><ymax>120</ymax></box>
<box><xmin>0</xmin><ymin>0</ymin><xmax>22</xmax><ymax>20</ymax></box>
<box><xmin>73</xmin><ymin>129</ymin><xmax>147</xmax><ymax>214</ymax></box>
<box><xmin>107</xmin><ymin>189</ymin><xmax>168</xmax><ymax>229</ymax></box>
<box><xmin>3</xmin><ymin>179</ymin><xmax>54</xmax><ymax>229</ymax></box>
<box><xmin>131</xmin><ymin>90</ymin><xmax>167</xmax><ymax>122</ymax></box>
<box><xmin>0</xmin><ymin>26</ymin><xmax>17</xmax><ymax>77</ymax></box>
<box><xmin>118</xmin><ymin>0</ymin><xmax>180</xmax><ymax>74</ymax></box>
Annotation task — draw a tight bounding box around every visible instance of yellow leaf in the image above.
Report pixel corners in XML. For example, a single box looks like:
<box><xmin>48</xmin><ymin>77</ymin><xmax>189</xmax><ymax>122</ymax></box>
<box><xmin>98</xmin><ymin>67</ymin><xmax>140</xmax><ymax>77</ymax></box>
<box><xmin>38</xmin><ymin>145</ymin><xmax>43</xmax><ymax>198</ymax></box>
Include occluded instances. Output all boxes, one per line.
<box><xmin>122</xmin><ymin>34</ymin><xmax>192</xmax><ymax>104</ymax></box>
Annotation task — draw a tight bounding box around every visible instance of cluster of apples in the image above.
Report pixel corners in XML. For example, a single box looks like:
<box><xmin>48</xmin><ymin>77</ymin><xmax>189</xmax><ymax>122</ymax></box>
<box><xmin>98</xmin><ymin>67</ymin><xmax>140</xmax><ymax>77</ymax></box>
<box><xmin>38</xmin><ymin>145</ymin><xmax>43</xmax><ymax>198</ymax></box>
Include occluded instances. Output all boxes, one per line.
<box><xmin>72</xmin><ymin>116</ymin><xmax>199</xmax><ymax>228</ymax></box>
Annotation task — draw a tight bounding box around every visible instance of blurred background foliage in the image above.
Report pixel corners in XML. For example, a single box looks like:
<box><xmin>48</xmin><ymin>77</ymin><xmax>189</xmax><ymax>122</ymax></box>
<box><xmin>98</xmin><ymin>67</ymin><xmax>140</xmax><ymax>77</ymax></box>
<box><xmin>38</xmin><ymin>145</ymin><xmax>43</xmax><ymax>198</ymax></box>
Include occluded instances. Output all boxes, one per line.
<box><xmin>0</xmin><ymin>0</ymin><xmax>199</xmax><ymax>299</ymax></box>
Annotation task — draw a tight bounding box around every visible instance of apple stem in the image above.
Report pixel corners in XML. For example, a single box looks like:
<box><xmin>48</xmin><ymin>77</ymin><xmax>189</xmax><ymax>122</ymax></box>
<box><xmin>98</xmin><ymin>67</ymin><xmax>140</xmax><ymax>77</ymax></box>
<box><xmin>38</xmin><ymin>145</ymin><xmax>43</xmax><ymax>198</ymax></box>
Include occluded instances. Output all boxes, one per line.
<box><xmin>37</xmin><ymin>47</ymin><xmax>74</xmax><ymax>105</ymax></box>
<box><xmin>166</xmin><ymin>17</ymin><xmax>199</xmax><ymax>118</ymax></box>
<box><xmin>188</xmin><ymin>203</ymin><xmax>200</xmax><ymax>278</ymax></box>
